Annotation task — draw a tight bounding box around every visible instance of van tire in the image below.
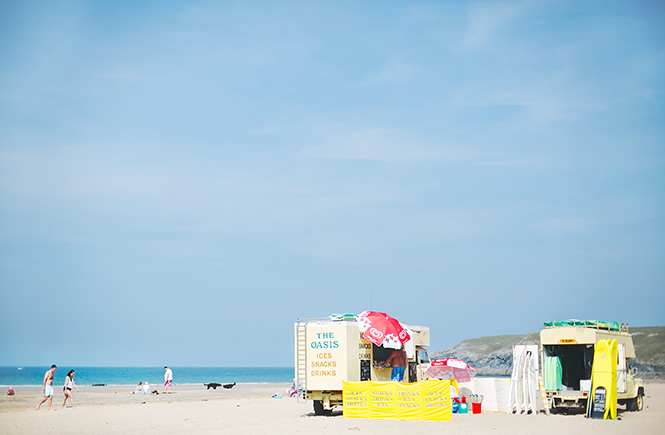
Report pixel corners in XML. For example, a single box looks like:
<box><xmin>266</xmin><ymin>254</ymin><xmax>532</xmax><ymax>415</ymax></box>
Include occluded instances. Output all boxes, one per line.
<box><xmin>626</xmin><ymin>392</ymin><xmax>644</xmax><ymax>411</ymax></box>
<box><xmin>313</xmin><ymin>400</ymin><xmax>332</xmax><ymax>416</ymax></box>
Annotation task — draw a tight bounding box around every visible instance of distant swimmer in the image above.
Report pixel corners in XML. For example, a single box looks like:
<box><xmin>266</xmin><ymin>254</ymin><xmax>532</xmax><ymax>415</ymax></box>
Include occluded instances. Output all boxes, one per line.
<box><xmin>36</xmin><ymin>365</ymin><xmax>57</xmax><ymax>410</ymax></box>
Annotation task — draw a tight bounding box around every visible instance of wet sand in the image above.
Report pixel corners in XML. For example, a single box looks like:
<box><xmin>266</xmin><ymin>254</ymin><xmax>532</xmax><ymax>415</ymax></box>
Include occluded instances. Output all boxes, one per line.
<box><xmin>1</xmin><ymin>381</ymin><xmax>663</xmax><ymax>434</ymax></box>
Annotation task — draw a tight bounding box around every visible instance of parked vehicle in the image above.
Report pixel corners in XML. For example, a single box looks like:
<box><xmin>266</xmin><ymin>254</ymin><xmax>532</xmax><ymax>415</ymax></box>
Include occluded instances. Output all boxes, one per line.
<box><xmin>294</xmin><ymin>315</ymin><xmax>431</xmax><ymax>414</ymax></box>
<box><xmin>540</xmin><ymin>320</ymin><xmax>644</xmax><ymax>412</ymax></box>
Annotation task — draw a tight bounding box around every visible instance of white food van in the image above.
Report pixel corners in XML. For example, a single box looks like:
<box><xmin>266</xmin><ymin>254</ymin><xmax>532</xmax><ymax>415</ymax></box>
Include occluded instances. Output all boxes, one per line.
<box><xmin>294</xmin><ymin>315</ymin><xmax>431</xmax><ymax>414</ymax></box>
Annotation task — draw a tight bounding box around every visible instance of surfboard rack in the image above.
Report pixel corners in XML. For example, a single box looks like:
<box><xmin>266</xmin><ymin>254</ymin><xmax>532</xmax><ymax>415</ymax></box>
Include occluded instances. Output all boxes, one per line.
<box><xmin>543</xmin><ymin>320</ymin><xmax>628</xmax><ymax>332</ymax></box>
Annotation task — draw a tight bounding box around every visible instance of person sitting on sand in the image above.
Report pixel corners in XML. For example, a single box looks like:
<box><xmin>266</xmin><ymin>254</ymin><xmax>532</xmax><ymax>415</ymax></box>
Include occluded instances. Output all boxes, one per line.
<box><xmin>142</xmin><ymin>382</ymin><xmax>150</xmax><ymax>395</ymax></box>
<box><xmin>287</xmin><ymin>379</ymin><xmax>298</xmax><ymax>397</ymax></box>
<box><xmin>7</xmin><ymin>387</ymin><xmax>15</xmax><ymax>396</ymax></box>
<box><xmin>132</xmin><ymin>382</ymin><xmax>143</xmax><ymax>394</ymax></box>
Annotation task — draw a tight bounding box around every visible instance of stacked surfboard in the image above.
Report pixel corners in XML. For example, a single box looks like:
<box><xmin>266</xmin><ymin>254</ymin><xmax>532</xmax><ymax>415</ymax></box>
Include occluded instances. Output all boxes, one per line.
<box><xmin>586</xmin><ymin>339</ymin><xmax>618</xmax><ymax>420</ymax></box>
<box><xmin>508</xmin><ymin>345</ymin><xmax>539</xmax><ymax>414</ymax></box>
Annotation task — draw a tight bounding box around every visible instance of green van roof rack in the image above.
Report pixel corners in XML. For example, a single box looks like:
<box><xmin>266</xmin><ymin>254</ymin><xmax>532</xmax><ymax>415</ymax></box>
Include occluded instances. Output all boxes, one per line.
<box><xmin>543</xmin><ymin>319</ymin><xmax>628</xmax><ymax>332</ymax></box>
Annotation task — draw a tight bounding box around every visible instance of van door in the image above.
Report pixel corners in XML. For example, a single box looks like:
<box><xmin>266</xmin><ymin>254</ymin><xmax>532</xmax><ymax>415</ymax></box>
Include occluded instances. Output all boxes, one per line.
<box><xmin>617</xmin><ymin>343</ymin><xmax>627</xmax><ymax>393</ymax></box>
<box><xmin>415</xmin><ymin>347</ymin><xmax>431</xmax><ymax>381</ymax></box>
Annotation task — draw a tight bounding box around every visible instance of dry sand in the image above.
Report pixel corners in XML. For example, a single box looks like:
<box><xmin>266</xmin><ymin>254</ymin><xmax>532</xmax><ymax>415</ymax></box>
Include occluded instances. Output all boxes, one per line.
<box><xmin>1</xmin><ymin>381</ymin><xmax>663</xmax><ymax>434</ymax></box>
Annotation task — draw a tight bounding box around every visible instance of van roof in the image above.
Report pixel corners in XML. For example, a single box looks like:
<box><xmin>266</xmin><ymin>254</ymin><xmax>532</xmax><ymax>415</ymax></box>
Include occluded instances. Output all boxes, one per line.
<box><xmin>540</xmin><ymin>326</ymin><xmax>636</xmax><ymax>358</ymax></box>
<box><xmin>543</xmin><ymin>319</ymin><xmax>628</xmax><ymax>332</ymax></box>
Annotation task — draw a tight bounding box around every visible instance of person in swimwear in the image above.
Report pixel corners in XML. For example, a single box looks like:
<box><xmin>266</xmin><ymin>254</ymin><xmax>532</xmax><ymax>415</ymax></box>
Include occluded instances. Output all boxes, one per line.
<box><xmin>164</xmin><ymin>366</ymin><xmax>173</xmax><ymax>394</ymax></box>
<box><xmin>386</xmin><ymin>347</ymin><xmax>407</xmax><ymax>382</ymax></box>
<box><xmin>61</xmin><ymin>369</ymin><xmax>79</xmax><ymax>408</ymax></box>
<box><xmin>36</xmin><ymin>365</ymin><xmax>57</xmax><ymax>410</ymax></box>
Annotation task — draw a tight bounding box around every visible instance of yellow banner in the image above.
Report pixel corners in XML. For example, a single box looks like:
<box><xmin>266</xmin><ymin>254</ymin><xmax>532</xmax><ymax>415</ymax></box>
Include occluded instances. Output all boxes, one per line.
<box><xmin>343</xmin><ymin>380</ymin><xmax>451</xmax><ymax>421</ymax></box>
<box><xmin>393</xmin><ymin>381</ymin><xmax>423</xmax><ymax>420</ymax></box>
<box><xmin>422</xmin><ymin>379</ymin><xmax>453</xmax><ymax>421</ymax></box>
<box><xmin>342</xmin><ymin>382</ymin><xmax>370</xmax><ymax>419</ymax></box>
<box><xmin>369</xmin><ymin>381</ymin><xmax>396</xmax><ymax>417</ymax></box>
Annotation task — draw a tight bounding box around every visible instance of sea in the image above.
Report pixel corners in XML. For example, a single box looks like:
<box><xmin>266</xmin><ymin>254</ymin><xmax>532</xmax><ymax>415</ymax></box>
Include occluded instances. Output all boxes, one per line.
<box><xmin>0</xmin><ymin>366</ymin><xmax>294</xmax><ymax>387</ymax></box>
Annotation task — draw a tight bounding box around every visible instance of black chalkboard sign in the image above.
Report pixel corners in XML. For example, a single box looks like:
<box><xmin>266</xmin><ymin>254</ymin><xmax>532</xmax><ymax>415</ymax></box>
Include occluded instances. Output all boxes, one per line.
<box><xmin>590</xmin><ymin>387</ymin><xmax>606</xmax><ymax>419</ymax></box>
<box><xmin>360</xmin><ymin>360</ymin><xmax>371</xmax><ymax>381</ymax></box>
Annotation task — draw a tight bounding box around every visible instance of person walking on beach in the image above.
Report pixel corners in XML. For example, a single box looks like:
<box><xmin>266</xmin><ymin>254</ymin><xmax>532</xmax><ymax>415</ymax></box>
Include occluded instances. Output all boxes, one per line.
<box><xmin>386</xmin><ymin>347</ymin><xmax>407</xmax><ymax>382</ymax></box>
<box><xmin>61</xmin><ymin>370</ymin><xmax>79</xmax><ymax>408</ymax></box>
<box><xmin>36</xmin><ymin>365</ymin><xmax>57</xmax><ymax>410</ymax></box>
<box><xmin>164</xmin><ymin>366</ymin><xmax>173</xmax><ymax>394</ymax></box>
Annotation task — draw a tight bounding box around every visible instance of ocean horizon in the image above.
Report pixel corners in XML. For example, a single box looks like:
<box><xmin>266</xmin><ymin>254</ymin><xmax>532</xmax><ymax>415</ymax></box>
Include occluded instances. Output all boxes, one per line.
<box><xmin>0</xmin><ymin>366</ymin><xmax>294</xmax><ymax>387</ymax></box>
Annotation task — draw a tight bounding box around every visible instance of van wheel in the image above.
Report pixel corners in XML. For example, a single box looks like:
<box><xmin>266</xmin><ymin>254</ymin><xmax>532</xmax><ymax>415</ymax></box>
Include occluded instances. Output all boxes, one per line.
<box><xmin>313</xmin><ymin>400</ymin><xmax>332</xmax><ymax>416</ymax></box>
<box><xmin>626</xmin><ymin>393</ymin><xmax>643</xmax><ymax>411</ymax></box>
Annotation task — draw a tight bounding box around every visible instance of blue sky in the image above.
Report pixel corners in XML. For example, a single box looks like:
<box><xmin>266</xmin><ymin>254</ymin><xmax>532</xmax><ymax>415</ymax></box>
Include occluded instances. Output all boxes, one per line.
<box><xmin>1</xmin><ymin>0</ymin><xmax>663</xmax><ymax>367</ymax></box>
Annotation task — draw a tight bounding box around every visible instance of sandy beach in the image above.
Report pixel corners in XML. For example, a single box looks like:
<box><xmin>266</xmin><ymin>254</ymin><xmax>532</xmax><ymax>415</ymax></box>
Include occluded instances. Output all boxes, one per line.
<box><xmin>1</xmin><ymin>381</ymin><xmax>663</xmax><ymax>435</ymax></box>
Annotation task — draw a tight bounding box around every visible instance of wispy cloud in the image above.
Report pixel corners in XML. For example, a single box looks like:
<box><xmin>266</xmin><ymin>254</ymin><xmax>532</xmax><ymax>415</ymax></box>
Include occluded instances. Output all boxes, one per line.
<box><xmin>364</xmin><ymin>61</ymin><xmax>413</xmax><ymax>84</ymax></box>
<box><xmin>468</xmin><ymin>157</ymin><xmax>542</xmax><ymax>167</ymax></box>
<box><xmin>460</xmin><ymin>2</ymin><xmax>525</xmax><ymax>49</ymax></box>
<box><xmin>535</xmin><ymin>217</ymin><xmax>596</xmax><ymax>235</ymax></box>
<box><xmin>449</xmin><ymin>63</ymin><xmax>607</xmax><ymax>125</ymax></box>
<box><xmin>246</xmin><ymin>123</ymin><xmax>283</xmax><ymax>135</ymax></box>
<box><xmin>299</xmin><ymin>127</ymin><xmax>473</xmax><ymax>163</ymax></box>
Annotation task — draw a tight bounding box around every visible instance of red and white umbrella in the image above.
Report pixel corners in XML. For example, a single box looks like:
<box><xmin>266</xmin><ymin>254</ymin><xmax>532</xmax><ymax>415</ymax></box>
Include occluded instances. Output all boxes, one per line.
<box><xmin>357</xmin><ymin>311</ymin><xmax>411</xmax><ymax>349</ymax></box>
<box><xmin>426</xmin><ymin>358</ymin><xmax>477</xmax><ymax>383</ymax></box>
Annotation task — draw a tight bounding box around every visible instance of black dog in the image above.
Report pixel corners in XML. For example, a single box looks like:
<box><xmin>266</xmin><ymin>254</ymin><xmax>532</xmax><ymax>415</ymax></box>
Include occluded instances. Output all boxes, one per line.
<box><xmin>204</xmin><ymin>383</ymin><xmax>223</xmax><ymax>390</ymax></box>
<box><xmin>223</xmin><ymin>383</ymin><xmax>236</xmax><ymax>389</ymax></box>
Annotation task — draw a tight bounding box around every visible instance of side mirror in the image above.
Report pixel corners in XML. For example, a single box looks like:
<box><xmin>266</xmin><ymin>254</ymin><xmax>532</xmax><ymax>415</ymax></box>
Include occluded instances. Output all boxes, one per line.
<box><xmin>631</xmin><ymin>367</ymin><xmax>638</xmax><ymax>375</ymax></box>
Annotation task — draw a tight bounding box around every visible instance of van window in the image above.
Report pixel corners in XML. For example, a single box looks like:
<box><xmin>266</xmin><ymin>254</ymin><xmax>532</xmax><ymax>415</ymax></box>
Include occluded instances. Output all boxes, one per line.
<box><xmin>372</xmin><ymin>344</ymin><xmax>394</xmax><ymax>367</ymax></box>
<box><xmin>417</xmin><ymin>349</ymin><xmax>429</xmax><ymax>364</ymax></box>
